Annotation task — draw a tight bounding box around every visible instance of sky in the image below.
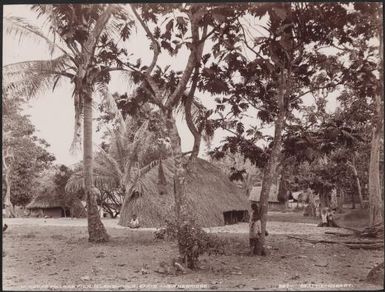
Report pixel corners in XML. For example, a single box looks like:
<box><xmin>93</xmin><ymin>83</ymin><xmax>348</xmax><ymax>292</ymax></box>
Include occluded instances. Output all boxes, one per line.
<box><xmin>3</xmin><ymin>4</ymin><xmax>340</xmax><ymax>165</ymax></box>
<box><xmin>3</xmin><ymin>4</ymin><xmax>200</xmax><ymax>165</ymax></box>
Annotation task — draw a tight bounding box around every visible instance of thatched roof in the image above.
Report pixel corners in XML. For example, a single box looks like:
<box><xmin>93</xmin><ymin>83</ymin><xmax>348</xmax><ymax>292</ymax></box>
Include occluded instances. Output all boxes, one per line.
<box><xmin>119</xmin><ymin>158</ymin><xmax>249</xmax><ymax>227</ymax></box>
<box><xmin>26</xmin><ymin>192</ymin><xmax>65</xmax><ymax>209</ymax></box>
<box><xmin>26</xmin><ymin>189</ymin><xmax>86</xmax><ymax>218</ymax></box>
<box><xmin>248</xmin><ymin>184</ymin><xmax>279</xmax><ymax>202</ymax></box>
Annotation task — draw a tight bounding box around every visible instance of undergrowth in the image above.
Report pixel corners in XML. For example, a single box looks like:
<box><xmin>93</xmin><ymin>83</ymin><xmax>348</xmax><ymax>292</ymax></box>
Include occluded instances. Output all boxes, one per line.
<box><xmin>154</xmin><ymin>219</ymin><xmax>226</xmax><ymax>269</ymax></box>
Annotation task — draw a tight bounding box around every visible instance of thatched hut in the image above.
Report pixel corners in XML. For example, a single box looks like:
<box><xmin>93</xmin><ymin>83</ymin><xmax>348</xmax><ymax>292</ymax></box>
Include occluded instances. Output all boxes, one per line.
<box><xmin>119</xmin><ymin>158</ymin><xmax>249</xmax><ymax>227</ymax></box>
<box><xmin>26</xmin><ymin>192</ymin><xmax>86</xmax><ymax>218</ymax></box>
<box><xmin>248</xmin><ymin>184</ymin><xmax>281</xmax><ymax>209</ymax></box>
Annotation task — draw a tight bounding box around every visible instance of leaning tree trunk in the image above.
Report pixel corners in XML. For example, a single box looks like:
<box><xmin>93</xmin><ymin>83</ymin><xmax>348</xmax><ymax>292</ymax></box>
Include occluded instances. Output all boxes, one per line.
<box><xmin>368</xmin><ymin>13</ymin><xmax>384</xmax><ymax>227</ymax></box>
<box><xmin>83</xmin><ymin>95</ymin><xmax>109</xmax><ymax>242</ymax></box>
<box><xmin>259</xmin><ymin>70</ymin><xmax>287</xmax><ymax>250</ymax></box>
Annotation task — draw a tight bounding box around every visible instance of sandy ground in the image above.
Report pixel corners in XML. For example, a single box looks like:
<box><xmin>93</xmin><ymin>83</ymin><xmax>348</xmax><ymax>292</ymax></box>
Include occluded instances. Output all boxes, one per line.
<box><xmin>2</xmin><ymin>213</ymin><xmax>384</xmax><ymax>291</ymax></box>
<box><xmin>2</xmin><ymin>211</ymin><xmax>337</xmax><ymax>235</ymax></box>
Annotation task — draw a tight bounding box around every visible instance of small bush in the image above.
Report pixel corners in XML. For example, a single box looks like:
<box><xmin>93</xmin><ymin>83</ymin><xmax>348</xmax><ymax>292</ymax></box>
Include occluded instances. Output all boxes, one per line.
<box><xmin>154</xmin><ymin>219</ymin><xmax>225</xmax><ymax>269</ymax></box>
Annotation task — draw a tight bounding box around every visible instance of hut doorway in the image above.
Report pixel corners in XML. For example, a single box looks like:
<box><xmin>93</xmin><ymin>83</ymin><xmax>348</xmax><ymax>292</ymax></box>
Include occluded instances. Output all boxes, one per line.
<box><xmin>223</xmin><ymin>210</ymin><xmax>249</xmax><ymax>225</ymax></box>
<box><xmin>44</xmin><ymin>207</ymin><xmax>64</xmax><ymax>218</ymax></box>
<box><xmin>64</xmin><ymin>208</ymin><xmax>71</xmax><ymax>217</ymax></box>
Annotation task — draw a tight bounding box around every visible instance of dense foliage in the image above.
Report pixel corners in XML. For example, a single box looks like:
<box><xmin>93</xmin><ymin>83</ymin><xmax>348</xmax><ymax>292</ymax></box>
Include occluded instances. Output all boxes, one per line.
<box><xmin>2</xmin><ymin>97</ymin><xmax>56</xmax><ymax>206</ymax></box>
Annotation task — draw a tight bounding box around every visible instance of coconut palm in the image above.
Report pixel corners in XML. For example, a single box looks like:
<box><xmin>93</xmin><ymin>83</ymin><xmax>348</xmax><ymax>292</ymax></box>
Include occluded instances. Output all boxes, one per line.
<box><xmin>3</xmin><ymin>4</ymin><xmax>133</xmax><ymax>242</ymax></box>
<box><xmin>65</xmin><ymin>113</ymin><xmax>168</xmax><ymax>223</ymax></box>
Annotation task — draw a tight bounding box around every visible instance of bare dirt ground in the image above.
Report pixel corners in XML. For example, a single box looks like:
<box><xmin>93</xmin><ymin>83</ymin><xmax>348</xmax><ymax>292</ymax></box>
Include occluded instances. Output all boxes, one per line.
<box><xmin>2</xmin><ymin>212</ymin><xmax>384</xmax><ymax>291</ymax></box>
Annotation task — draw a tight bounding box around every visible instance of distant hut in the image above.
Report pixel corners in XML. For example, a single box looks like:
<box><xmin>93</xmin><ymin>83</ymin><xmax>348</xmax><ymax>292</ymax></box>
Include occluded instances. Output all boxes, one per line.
<box><xmin>26</xmin><ymin>191</ymin><xmax>86</xmax><ymax>218</ymax></box>
<box><xmin>119</xmin><ymin>158</ymin><xmax>249</xmax><ymax>227</ymax></box>
<box><xmin>248</xmin><ymin>184</ymin><xmax>281</xmax><ymax>210</ymax></box>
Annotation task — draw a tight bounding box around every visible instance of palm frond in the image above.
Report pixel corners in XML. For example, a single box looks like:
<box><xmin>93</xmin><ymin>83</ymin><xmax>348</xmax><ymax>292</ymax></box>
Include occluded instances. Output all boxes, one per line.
<box><xmin>138</xmin><ymin>159</ymin><xmax>160</xmax><ymax>178</ymax></box>
<box><xmin>3</xmin><ymin>56</ymin><xmax>73</xmax><ymax>99</ymax></box>
<box><xmin>136</xmin><ymin>131</ymin><xmax>155</xmax><ymax>164</ymax></box>
<box><xmin>123</xmin><ymin>158</ymin><xmax>160</xmax><ymax>197</ymax></box>
<box><xmin>175</xmin><ymin>95</ymin><xmax>207</xmax><ymax>125</ymax></box>
<box><xmin>95</xmin><ymin>144</ymin><xmax>124</xmax><ymax>180</ymax></box>
<box><xmin>4</xmin><ymin>16</ymin><xmax>70</xmax><ymax>56</ymax></box>
<box><xmin>120</xmin><ymin>119</ymin><xmax>150</xmax><ymax>182</ymax></box>
<box><xmin>5</xmin><ymin>73</ymin><xmax>55</xmax><ymax>98</ymax></box>
<box><xmin>3</xmin><ymin>55</ymin><xmax>72</xmax><ymax>77</ymax></box>
<box><xmin>129</xmin><ymin>175</ymin><xmax>153</xmax><ymax>197</ymax></box>
<box><xmin>104</xmin><ymin>17</ymin><xmax>124</xmax><ymax>40</ymax></box>
<box><xmin>96</xmin><ymin>83</ymin><xmax>126</xmax><ymax>131</ymax></box>
<box><xmin>65</xmin><ymin>170</ymin><xmax>119</xmax><ymax>193</ymax></box>
<box><xmin>133</xmin><ymin>120</ymin><xmax>149</xmax><ymax>143</ymax></box>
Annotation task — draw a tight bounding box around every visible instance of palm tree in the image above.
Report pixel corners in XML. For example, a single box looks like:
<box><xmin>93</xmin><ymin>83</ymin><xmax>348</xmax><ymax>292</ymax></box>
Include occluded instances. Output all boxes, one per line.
<box><xmin>3</xmin><ymin>4</ymin><xmax>132</xmax><ymax>242</ymax></box>
<box><xmin>65</xmin><ymin>112</ymin><xmax>167</xmax><ymax>223</ymax></box>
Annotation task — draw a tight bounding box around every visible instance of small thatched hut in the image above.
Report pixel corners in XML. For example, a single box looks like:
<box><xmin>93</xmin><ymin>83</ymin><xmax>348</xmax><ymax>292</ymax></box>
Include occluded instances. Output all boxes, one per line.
<box><xmin>119</xmin><ymin>158</ymin><xmax>249</xmax><ymax>227</ymax></box>
<box><xmin>248</xmin><ymin>184</ymin><xmax>281</xmax><ymax>209</ymax></box>
<box><xmin>26</xmin><ymin>192</ymin><xmax>86</xmax><ymax>218</ymax></box>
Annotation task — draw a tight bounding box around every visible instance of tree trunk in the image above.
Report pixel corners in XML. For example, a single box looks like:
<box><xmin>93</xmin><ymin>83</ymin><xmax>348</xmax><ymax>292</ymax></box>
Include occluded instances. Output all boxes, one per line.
<box><xmin>319</xmin><ymin>189</ymin><xmax>326</xmax><ymax>208</ymax></box>
<box><xmin>350</xmin><ymin>186</ymin><xmax>356</xmax><ymax>209</ymax></box>
<box><xmin>166</xmin><ymin>115</ymin><xmax>188</xmax><ymax>223</ymax></box>
<box><xmin>118</xmin><ymin>186</ymin><xmax>135</xmax><ymax>226</ymax></box>
<box><xmin>368</xmin><ymin>95</ymin><xmax>383</xmax><ymax>226</ymax></box>
<box><xmin>83</xmin><ymin>96</ymin><xmax>109</xmax><ymax>242</ymax></box>
<box><xmin>259</xmin><ymin>70</ymin><xmax>287</xmax><ymax>251</ymax></box>
<box><xmin>184</xmin><ymin>24</ymin><xmax>208</xmax><ymax>162</ymax></box>
<box><xmin>2</xmin><ymin>147</ymin><xmax>15</xmax><ymax>218</ymax></box>
<box><xmin>69</xmin><ymin>5</ymin><xmax>112</xmax><ymax>240</ymax></box>
<box><xmin>336</xmin><ymin>184</ymin><xmax>344</xmax><ymax>213</ymax></box>
<box><xmin>368</xmin><ymin>6</ymin><xmax>384</xmax><ymax>227</ymax></box>
<box><xmin>244</xmin><ymin>173</ymin><xmax>253</xmax><ymax>199</ymax></box>
<box><xmin>185</xmin><ymin>94</ymin><xmax>201</xmax><ymax>161</ymax></box>
<box><xmin>165</xmin><ymin>114</ymin><xmax>192</xmax><ymax>259</ymax></box>
<box><xmin>185</xmin><ymin>65</ymin><xmax>202</xmax><ymax>161</ymax></box>
<box><xmin>277</xmin><ymin>167</ymin><xmax>288</xmax><ymax>206</ymax></box>
<box><xmin>349</xmin><ymin>159</ymin><xmax>364</xmax><ymax>208</ymax></box>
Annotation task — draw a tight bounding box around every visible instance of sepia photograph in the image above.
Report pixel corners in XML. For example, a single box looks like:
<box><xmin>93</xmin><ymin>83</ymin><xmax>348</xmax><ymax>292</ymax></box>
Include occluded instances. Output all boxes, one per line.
<box><xmin>2</xmin><ymin>2</ymin><xmax>384</xmax><ymax>291</ymax></box>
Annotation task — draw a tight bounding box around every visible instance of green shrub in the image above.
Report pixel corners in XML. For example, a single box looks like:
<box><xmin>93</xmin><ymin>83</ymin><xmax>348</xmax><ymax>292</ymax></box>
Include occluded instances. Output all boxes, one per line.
<box><xmin>154</xmin><ymin>219</ymin><xmax>225</xmax><ymax>269</ymax></box>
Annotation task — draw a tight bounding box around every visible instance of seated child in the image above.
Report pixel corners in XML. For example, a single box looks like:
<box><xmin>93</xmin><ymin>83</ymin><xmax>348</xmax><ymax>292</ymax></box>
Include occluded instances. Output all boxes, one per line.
<box><xmin>318</xmin><ymin>207</ymin><xmax>339</xmax><ymax>227</ymax></box>
<box><xmin>128</xmin><ymin>214</ymin><xmax>140</xmax><ymax>229</ymax></box>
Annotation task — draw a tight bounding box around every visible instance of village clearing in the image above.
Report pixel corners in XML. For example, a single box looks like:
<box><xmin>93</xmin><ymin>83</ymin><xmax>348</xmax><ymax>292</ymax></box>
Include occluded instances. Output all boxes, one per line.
<box><xmin>3</xmin><ymin>212</ymin><xmax>383</xmax><ymax>291</ymax></box>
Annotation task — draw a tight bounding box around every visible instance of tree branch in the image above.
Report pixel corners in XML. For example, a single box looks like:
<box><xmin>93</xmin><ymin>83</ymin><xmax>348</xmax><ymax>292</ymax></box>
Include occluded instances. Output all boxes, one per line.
<box><xmin>130</xmin><ymin>4</ymin><xmax>164</xmax><ymax>105</ymax></box>
<box><xmin>237</xmin><ymin>18</ymin><xmax>267</xmax><ymax>61</ymax></box>
<box><xmin>164</xmin><ymin>10</ymin><xmax>206</xmax><ymax>111</ymax></box>
<box><xmin>141</xmin><ymin>85</ymin><xmax>166</xmax><ymax>109</ymax></box>
<box><xmin>184</xmin><ymin>22</ymin><xmax>209</xmax><ymax>159</ymax></box>
<box><xmin>185</xmin><ymin>67</ymin><xmax>201</xmax><ymax>160</ymax></box>
<box><xmin>290</xmin><ymin>81</ymin><xmax>343</xmax><ymax>104</ymax></box>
